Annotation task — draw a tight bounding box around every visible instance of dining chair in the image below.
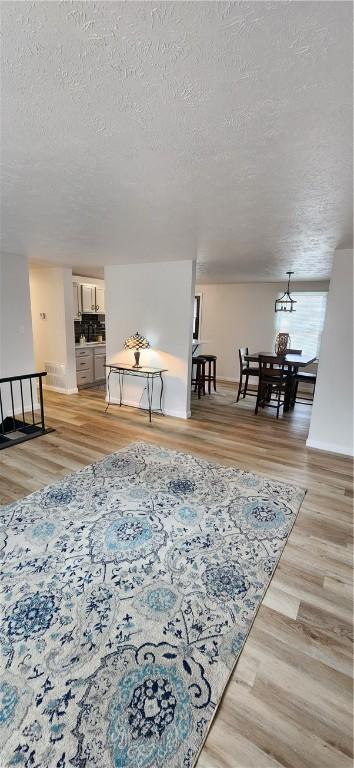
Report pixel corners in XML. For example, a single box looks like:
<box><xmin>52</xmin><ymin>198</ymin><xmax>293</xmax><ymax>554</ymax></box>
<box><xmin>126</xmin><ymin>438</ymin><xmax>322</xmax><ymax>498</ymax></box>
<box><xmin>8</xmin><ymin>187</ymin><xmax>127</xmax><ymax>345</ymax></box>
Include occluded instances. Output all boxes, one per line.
<box><xmin>255</xmin><ymin>355</ymin><xmax>287</xmax><ymax>418</ymax></box>
<box><xmin>284</xmin><ymin>349</ymin><xmax>302</xmax><ymax>403</ymax></box>
<box><xmin>293</xmin><ymin>370</ymin><xmax>317</xmax><ymax>405</ymax></box>
<box><xmin>236</xmin><ymin>347</ymin><xmax>259</xmax><ymax>401</ymax></box>
<box><xmin>285</xmin><ymin>349</ymin><xmax>316</xmax><ymax>406</ymax></box>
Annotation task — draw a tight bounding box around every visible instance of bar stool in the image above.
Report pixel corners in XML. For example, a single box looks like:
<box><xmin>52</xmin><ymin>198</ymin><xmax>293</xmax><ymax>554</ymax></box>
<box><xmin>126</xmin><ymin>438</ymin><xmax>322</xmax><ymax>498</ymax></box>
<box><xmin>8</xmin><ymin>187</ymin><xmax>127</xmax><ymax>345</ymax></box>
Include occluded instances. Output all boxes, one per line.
<box><xmin>192</xmin><ymin>356</ymin><xmax>206</xmax><ymax>398</ymax></box>
<box><xmin>196</xmin><ymin>354</ymin><xmax>217</xmax><ymax>393</ymax></box>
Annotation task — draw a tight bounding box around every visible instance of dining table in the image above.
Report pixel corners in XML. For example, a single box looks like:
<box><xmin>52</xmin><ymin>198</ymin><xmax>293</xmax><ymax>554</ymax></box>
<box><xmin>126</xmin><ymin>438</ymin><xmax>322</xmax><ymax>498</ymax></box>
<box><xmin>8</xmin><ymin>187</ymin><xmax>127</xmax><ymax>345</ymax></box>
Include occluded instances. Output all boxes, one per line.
<box><xmin>244</xmin><ymin>351</ymin><xmax>316</xmax><ymax>412</ymax></box>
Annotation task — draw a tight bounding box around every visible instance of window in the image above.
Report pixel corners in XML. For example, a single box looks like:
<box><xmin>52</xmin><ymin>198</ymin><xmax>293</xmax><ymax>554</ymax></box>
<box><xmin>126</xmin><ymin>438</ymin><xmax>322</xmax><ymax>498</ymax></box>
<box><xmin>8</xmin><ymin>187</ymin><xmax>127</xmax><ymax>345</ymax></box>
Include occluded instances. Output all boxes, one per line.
<box><xmin>275</xmin><ymin>292</ymin><xmax>328</xmax><ymax>358</ymax></box>
<box><xmin>193</xmin><ymin>295</ymin><xmax>201</xmax><ymax>340</ymax></box>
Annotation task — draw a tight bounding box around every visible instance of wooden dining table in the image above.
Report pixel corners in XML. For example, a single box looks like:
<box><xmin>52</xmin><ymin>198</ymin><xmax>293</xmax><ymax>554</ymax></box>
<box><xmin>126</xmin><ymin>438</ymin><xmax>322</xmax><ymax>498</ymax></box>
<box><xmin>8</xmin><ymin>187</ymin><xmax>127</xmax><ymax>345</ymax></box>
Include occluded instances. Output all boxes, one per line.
<box><xmin>244</xmin><ymin>351</ymin><xmax>316</xmax><ymax>411</ymax></box>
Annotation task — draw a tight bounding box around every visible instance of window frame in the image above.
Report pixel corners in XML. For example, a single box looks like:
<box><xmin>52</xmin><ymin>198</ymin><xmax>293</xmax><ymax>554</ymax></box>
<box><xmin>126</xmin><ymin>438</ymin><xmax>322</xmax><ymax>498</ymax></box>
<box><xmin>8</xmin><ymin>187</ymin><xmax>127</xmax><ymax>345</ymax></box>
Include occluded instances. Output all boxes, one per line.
<box><xmin>193</xmin><ymin>293</ymin><xmax>202</xmax><ymax>341</ymax></box>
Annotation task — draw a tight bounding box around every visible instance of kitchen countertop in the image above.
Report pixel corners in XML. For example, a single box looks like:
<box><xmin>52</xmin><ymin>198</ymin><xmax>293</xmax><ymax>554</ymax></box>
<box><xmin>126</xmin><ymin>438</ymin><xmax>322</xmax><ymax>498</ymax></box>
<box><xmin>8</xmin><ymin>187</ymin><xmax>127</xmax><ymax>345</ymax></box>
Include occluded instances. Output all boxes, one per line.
<box><xmin>75</xmin><ymin>342</ymin><xmax>106</xmax><ymax>349</ymax></box>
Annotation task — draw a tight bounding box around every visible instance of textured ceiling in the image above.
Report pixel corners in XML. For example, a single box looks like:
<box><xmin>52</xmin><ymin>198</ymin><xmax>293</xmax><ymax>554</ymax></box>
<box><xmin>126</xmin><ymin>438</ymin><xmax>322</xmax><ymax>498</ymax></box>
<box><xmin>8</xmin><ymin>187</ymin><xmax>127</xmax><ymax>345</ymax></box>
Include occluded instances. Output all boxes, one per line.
<box><xmin>1</xmin><ymin>1</ymin><xmax>353</xmax><ymax>281</ymax></box>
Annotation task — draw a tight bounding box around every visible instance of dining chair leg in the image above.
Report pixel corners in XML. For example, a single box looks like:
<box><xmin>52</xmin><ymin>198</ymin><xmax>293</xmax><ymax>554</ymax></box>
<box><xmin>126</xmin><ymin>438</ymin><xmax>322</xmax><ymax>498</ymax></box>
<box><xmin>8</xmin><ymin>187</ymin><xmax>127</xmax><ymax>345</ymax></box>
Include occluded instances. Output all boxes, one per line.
<box><xmin>208</xmin><ymin>360</ymin><xmax>211</xmax><ymax>394</ymax></box>
<box><xmin>213</xmin><ymin>358</ymin><xmax>217</xmax><ymax>392</ymax></box>
<box><xmin>255</xmin><ymin>382</ymin><xmax>261</xmax><ymax>414</ymax></box>
<box><xmin>236</xmin><ymin>374</ymin><xmax>243</xmax><ymax>402</ymax></box>
<box><xmin>276</xmin><ymin>385</ymin><xmax>281</xmax><ymax>418</ymax></box>
<box><xmin>284</xmin><ymin>373</ymin><xmax>292</xmax><ymax>412</ymax></box>
<box><xmin>243</xmin><ymin>373</ymin><xmax>249</xmax><ymax>398</ymax></box>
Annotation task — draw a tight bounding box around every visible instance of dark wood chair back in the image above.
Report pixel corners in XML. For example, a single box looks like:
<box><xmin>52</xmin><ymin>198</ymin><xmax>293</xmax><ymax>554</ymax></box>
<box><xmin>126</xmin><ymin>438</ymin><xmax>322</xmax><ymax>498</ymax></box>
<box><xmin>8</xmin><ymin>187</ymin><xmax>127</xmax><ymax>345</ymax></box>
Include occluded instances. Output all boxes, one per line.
<box><xmin>286</xmin><ymin>348</ymin><xmax>302</xmax><ymax>355</ymax></box>
<box><xmin>259</xmin><ymin>355</ymin><xmax>287</xmax><ymax>383</ymax></box>
<box><xmin>238</xmin><ymin>347</ymin><xmax>249</xmax><ymax>372</ymax></box>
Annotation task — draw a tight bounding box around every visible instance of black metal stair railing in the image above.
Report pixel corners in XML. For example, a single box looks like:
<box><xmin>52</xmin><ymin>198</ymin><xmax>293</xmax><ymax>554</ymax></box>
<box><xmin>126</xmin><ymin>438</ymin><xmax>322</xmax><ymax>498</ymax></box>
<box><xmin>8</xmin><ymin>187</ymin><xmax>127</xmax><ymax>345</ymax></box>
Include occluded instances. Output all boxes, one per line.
<box><xmin>0</xmin><ymin>371</ymin><xmax>54</xmax><ymax>449</ymax></box>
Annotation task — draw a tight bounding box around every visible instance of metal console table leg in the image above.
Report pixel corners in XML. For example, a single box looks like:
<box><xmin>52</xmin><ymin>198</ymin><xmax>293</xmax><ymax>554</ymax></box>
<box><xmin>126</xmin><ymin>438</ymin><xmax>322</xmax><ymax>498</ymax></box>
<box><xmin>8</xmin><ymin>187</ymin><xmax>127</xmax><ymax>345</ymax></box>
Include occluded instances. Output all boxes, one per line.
<box><xmin>105</xmin><ymin>369</ymin><xmax>113</xmax><ymax>413</ymax></box>
<box><xmin>159</xmin><ymin>372</ymin><xmax>164</xmax><ymax>414</ymax></box>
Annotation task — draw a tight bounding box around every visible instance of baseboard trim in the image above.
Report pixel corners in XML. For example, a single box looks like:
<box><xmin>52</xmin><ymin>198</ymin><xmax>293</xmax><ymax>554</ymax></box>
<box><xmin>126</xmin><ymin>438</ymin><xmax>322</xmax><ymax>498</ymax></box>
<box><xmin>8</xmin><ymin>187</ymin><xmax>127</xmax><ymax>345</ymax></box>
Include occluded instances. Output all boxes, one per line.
<box><xmin>167</xmin><ymin>408</ymin><xmax>190</xmax><ymax>420</ymax></box>
<box><xmin>44</xmin><ymin>385</ymin><xmax>79</xmax><ymax>395</ymax></box>
<box><xmin>105</xmin><ymin>396</ymin><xmax>189</xmax><ymax>420</ymax></box>
<box><xmin>306</xmin><ymin>438</ymin><xmax>354</xmax><ymax>457</ymax></box>
<box><xmin>218</xmin><ymin>376</ymin><xmax>259</xmax><ymax>384</ymax></box>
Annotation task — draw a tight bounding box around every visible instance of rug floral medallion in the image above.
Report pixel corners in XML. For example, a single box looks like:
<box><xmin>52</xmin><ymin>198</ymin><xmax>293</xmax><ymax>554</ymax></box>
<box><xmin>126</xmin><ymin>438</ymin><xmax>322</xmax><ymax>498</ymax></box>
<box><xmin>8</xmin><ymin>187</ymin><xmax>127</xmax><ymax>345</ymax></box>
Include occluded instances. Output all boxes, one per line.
<box><xmin>0</xmin><ymin>442</ymin><xmax>305</xmax><ymax>768</ymax></box>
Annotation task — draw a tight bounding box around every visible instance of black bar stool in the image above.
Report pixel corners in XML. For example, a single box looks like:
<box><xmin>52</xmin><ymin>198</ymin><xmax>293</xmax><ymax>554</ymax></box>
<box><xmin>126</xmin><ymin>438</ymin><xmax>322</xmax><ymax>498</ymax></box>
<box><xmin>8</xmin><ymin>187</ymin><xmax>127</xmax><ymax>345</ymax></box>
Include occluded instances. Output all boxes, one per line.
<box><xmin>192</xmin><ymin>356</ymin><xmax>206</xmax><ymax>398</ymax></box>
<box><xmin>196</xmin><ymin>354</ymin><xmax>217</xmax><ymax>393</ymax></box>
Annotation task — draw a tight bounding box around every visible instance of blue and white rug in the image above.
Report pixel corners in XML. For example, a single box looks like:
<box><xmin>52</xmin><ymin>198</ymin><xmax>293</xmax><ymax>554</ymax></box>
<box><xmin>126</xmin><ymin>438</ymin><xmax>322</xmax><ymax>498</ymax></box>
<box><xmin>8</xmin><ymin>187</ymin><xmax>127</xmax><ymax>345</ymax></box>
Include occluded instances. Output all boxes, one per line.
<box><xmin>0</xmin><ymin>442</ymin><xmax>305</xmax><ymax>768</ymax></box>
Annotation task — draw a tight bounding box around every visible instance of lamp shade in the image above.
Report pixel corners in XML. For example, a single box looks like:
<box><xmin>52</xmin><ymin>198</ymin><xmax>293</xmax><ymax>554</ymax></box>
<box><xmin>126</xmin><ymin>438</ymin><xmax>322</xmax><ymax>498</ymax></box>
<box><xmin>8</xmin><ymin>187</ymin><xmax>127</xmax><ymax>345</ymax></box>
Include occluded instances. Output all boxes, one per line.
<box><xmin>124</xmin><ymin>331</ymin><xmax>150</xmax><ymax>351</ymax></box>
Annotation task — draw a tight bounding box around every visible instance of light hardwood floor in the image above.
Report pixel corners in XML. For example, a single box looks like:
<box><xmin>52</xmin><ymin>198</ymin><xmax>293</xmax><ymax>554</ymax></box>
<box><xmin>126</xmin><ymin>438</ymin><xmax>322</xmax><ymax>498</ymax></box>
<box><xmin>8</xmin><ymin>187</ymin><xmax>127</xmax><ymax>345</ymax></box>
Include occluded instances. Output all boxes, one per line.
<box><xmin>0</xmin><ymin>384</ymin><xmax>352</xmax><ymax>768</ymax></box>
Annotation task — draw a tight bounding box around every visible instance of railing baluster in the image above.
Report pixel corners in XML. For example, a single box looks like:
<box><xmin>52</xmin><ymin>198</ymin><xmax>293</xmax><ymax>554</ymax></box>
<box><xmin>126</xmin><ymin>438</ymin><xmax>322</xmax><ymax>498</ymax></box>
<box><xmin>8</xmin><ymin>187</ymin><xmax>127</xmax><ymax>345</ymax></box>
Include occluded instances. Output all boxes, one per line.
<box><xmin>20</xmin><ymin>379</ymin><xmax>25</xmax><ymax>427</ymax></box>
<box><xmin>0</xmin><ymin>387</ymin><xmax>4</xmax><ymax>435</ymax></box>
<box><xmin>30</xmin><ymin>377</ymin><xmax>35</xmax><ymax>425</ymax></box>
<box><xmin>38</xmin><ymin>374</ymin><xmax>45</xmax><ymax>432</ymax></box>
<box><xmin>10</xmin><ymin>381</ymin><xmax>16</xmax><ymax>431</ymax></box>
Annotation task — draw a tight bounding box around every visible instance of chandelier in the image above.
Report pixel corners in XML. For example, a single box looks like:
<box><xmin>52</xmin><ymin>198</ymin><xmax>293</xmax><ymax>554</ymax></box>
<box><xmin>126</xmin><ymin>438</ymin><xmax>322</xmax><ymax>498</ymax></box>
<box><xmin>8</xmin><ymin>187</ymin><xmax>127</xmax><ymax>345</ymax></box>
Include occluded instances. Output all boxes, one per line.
<box><xmin>275</xmin><ymin>271</ymin><xmax>297</xmax><ymax>313</ymax></box>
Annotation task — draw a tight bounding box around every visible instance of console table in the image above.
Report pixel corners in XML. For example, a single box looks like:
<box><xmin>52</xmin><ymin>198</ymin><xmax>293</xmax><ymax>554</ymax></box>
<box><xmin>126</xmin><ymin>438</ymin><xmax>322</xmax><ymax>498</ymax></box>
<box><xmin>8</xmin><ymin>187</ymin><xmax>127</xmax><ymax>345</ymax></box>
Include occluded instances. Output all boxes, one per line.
<box><xmin>104</xmin><ymin>363</ymin><xmax>167</xmax><ymax>423</ymax></box>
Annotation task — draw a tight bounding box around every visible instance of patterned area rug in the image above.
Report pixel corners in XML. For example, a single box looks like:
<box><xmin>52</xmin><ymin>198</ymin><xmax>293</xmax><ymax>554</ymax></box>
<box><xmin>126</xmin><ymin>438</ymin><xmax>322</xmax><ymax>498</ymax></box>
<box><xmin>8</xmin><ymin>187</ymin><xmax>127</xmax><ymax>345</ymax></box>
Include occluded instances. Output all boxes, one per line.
<box><xmin>0</xmin><ymin>442</ymin><xmax>305</xmax><ymax>768</ymax></box>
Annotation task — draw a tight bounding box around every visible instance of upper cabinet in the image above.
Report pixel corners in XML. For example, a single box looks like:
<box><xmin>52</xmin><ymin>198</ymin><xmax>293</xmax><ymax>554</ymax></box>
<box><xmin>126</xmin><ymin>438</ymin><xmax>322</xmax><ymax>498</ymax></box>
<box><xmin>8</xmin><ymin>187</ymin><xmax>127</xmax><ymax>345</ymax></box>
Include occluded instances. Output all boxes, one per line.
<box><xmin>81</xmin><ymin>284</ymin><xmax>96</xmax><ymax>313</ymax></box>
<box><xmin>95</xmin><ymin>286</ymin><xmax>105</xmax><ymax>313</ymax></box>
<box><xmin>73</xmin><ymin>279</ymin><xmax>105</xmax><ymax>317</ymax></box>
<box><xmin>73</xmin><ymin>282</ymin><xmax>82</xmax><ymax>320</ymax></box>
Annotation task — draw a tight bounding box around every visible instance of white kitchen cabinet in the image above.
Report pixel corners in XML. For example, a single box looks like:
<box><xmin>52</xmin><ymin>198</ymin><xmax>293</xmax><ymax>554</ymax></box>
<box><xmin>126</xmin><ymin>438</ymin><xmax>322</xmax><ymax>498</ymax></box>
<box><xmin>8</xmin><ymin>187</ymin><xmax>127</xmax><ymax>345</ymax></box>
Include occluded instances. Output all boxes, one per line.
<box><xmin>95</xmin><ymin>286</ymin><xmax>105</xmax><ymax>313</ymax></box>
<box><xmin>73</xmin><ymin>282</ymin><xmax>82</xmax><ymax>320</ymax></box>
<box><xmin>81</xmin><ymin>284</ymin><xmax>96</xmax><ymax>313</ymax></box>
<box><xmin>94</xmin><ymin>349</ymin><xmax>106</xmax><ymax>380</ymax></box>
<box><xmin>78</xmin><ymin>283</ymin><xmax>105</xmax><ymax>314</ymax></box>
<box><xmin>76</xmin><ymin>345</ymin><xmax>106</xmax><ymax>388</ymax></box>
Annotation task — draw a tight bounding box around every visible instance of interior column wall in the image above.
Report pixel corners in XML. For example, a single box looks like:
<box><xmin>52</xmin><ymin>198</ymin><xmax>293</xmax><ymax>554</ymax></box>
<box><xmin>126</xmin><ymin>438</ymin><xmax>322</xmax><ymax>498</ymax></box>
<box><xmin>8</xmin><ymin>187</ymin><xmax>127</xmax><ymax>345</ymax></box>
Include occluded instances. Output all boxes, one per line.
<box><xmin>29</xmin><ymin>266</ymin><xmax>77</xmax><ymax>393</ymax></box>
<box><xmin>0</xmin><ymin>254</ymin><xmax>36</xmax><ymax>416</ymax></box>
<box><xmin>105</xmin><ymin>260</ymin><xmax>195</xmax><ymax>419</ymax></box>
<box><xmin>307</xmin><ymin>249</ymin><xmax>353</xmax><ymax>456</ymax></box>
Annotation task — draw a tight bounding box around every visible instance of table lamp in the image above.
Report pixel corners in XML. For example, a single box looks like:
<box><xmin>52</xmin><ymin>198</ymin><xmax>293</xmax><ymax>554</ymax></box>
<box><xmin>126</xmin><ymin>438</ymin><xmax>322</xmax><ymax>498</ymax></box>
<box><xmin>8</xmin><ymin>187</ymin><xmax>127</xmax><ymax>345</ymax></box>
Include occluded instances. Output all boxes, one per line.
<box><xmin>124</xmin><ymin>331</ymin><xmax>150</xmax><ymax>368</ymax></box>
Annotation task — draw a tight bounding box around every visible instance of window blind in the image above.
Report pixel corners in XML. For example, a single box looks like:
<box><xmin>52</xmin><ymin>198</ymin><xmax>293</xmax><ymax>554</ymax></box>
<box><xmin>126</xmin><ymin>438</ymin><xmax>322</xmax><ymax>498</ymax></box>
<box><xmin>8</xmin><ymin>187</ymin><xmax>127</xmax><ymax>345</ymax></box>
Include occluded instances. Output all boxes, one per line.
<box><xmin>275</xmin><ymin>292</ymin><xmax>328</xmax><ymax>358</ymax></box>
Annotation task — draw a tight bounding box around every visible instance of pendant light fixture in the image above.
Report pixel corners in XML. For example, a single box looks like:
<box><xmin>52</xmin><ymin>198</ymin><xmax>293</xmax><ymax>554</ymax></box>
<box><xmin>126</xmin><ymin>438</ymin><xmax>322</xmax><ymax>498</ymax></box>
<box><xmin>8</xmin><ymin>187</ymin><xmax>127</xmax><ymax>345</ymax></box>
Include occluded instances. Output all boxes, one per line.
<box><xmin>275</xmin><ymin>271</ymin><xmax>297</xmax><ymax>313</ymax></box>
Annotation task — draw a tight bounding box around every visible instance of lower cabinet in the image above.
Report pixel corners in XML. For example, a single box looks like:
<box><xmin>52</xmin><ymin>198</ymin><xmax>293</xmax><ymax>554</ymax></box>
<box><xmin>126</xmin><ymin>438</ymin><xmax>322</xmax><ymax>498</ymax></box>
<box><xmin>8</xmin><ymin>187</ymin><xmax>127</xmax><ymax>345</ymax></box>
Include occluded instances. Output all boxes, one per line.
<box><xmin>76</xmin><ymin>346</ymin><xmax>106</xmax><ymax>388</ymax></box>
<box><xmin>94</xmin><ymin>352</ymin><xmax>106</xmax><ymax>381</ymax></box>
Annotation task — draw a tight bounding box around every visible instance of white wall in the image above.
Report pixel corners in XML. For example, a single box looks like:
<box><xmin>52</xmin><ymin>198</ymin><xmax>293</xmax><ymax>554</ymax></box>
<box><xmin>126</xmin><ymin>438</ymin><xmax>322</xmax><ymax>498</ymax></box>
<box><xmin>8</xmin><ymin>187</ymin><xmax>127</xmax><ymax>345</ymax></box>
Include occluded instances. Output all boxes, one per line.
<box><xmin>196</xmin><ymin>281</ymin><xmax>329</xmax><ymax>381</ymax></box>
<box><xmin>29</xmin><ymin>266</ymin><xmax>77</xmax><ymax>393</ymax></box>
<box><xmin>105</xmin><ymin>260</ymin><xmax>195</xmax><ymax>419</ymax></box>
<box><xmin>0</xmin><ymin>254</ymin><xmax>35</xmax><ymax>377</ymax></box>
<box><xmin>0</xmin><ymin>254</ymin><xmax>36</xmax><ymax>416</ymax></box>
<box><xmin>307</xmin><ymin>250</ymin><xmax>353</xmax><ymax>456</ymax></box>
